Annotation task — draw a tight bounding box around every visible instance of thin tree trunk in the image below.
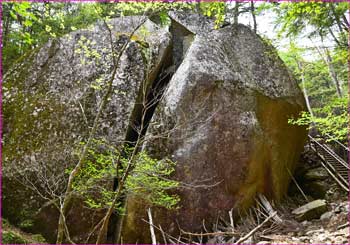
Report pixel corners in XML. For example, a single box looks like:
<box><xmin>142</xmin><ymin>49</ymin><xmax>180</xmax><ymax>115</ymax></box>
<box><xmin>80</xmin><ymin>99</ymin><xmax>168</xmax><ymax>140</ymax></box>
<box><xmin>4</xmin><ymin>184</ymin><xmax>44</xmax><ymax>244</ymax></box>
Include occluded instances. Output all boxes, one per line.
<box><xmin>56</xmin><ymin>66</ymin><xmax>116</xmax><ymax>244</ymax></box>
<box><xmin>250</xmin><ymin>1</ymin><xmax>257</xmax><ymax>33</ymax></box>
<box><xmin>234</xmin><ymin>2</ymin><xmax>240</xmax><ymax>24</ymax></box>
<box><xmin>3</xmin><ymin>4</ymin><xmax>13</xmax><ymax>48</ymax></box>
<box><xmin>325</xmin><ymin>48</ymin><xmax>343</xmax><ymax>97</ymax></box>
<box><xmin>330</xmin><ymin>4</ymin><xmax>344</xmax><ymax>33</ymax></box>
<box><xmin>328</xmin><ymin>27</ymin><xmax>342</xmax><ymax>46</ymax></box>
<box><xmin>147</xmin><ymin>208</ymin><xmax>157</xmax><ymax>245</ymax></box>
<box><xmin>195</xmin><ymin>0</ymin><xmax>201</xmax><ymax>13</ymax></box>
<box><xmin>96</xmin><ymin>183</ymin><xmax>123</xmax><ymax>244</ymax></box>
<box><xmin>296</xmin><ymin>61</ymin><xmax>314</xmax><ymax>117</ymax></box>
<box><xmin>113</xmin><ymin>199</ymin><xmax>128</xmax><ymax>243</ymax></box>
<box><xmin>315</xmin><ymin>45</ymin><xmax>343</xmax><ymax>97</ymax></box>
<box><xmin>341</xmin><ymin>13</ymin><xmax>350</xmax><ymax>29</ymax></box>
<box><xmin>94</xmin><ymin>14</ymin><xmax>150</xmax><ymax>244</ymax></box>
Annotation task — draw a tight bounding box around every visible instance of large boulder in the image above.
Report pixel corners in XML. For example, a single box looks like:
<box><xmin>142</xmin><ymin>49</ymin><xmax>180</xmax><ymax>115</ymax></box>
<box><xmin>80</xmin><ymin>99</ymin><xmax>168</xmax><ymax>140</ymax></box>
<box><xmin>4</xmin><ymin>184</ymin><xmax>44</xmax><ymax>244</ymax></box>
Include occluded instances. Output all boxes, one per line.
<box><xmin>122</xmin><ymin>13</ymin><xmax>307</xmax><ymax>242</ymax></box>
<box><xmin>3</xmin><ymin>16</ymin><xmax>171</xmax><ymax>243</ymax></box>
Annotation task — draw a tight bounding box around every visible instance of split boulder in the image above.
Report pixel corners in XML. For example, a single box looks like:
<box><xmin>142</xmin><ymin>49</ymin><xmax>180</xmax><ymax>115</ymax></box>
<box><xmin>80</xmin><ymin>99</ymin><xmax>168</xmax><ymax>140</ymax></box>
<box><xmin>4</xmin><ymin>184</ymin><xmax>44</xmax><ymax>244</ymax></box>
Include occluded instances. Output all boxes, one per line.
<box><xmin>121</xmin><ymin>12</ymin><xmax>307</xmax><ymax>243</ymax></box>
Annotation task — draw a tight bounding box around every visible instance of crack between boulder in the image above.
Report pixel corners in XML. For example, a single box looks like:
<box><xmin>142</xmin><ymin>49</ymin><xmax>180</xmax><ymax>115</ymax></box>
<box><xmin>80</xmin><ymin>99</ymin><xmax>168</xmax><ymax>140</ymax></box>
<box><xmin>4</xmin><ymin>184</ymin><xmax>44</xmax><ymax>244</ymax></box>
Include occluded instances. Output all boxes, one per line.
<box><xmin>107</xmin><ymin>20</ymin><xmax>197</xmax><ymax>243</ymax></box>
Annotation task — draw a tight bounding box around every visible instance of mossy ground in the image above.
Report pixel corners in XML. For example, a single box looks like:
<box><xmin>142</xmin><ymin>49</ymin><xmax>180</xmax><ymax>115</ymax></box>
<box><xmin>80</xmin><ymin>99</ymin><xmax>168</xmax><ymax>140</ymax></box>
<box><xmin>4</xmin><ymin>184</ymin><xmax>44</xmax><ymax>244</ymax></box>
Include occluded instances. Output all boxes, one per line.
<box><xmin>2</xmin><ymin>219</ymin><xmax>47</xmax><ymax>244</ymax></box>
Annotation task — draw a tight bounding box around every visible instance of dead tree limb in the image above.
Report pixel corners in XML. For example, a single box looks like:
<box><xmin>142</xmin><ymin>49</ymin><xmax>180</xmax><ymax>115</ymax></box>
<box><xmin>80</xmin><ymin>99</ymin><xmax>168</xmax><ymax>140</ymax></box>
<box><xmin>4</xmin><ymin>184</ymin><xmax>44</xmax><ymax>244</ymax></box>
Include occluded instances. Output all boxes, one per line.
<box><xmin>159</xmin><ymin>225</ymin><xmax>168</xmax><ymax>244</ymax></box>
<box><xmin>234</xmin><ymin>211</ymin><xmax>277</xmax><ymax>244</ymax></box>
<box><xmin>141</xmin><ymin>219</ymin><xmax>187</xmax><ymax>245</ymax></box>
<box><xmin>229</xmin><ymin>209</ymin><xmax>235</xmax><ymax>232</ymax></box>
<box><xmin>180</xmin><ymin>230</ymin><xmax>238</xmax><ymax>237</ymax></box>
<box><xmin>257</xmin><ymin>194</ymin><xmax>282</xmax><ymax>224</ymax></box>
<box><xmin>337</xmin><ymin>222</ymin><xmax>349</xmax><ymax>230</ymax></box>
<box><xmin>148</xmin><ymin>208</ymin><xmax>157</xmax><ymax>245</ymax></box>
<box><xmin>285</xmin><ymin>166</ymin><xmax>309</xmax><ymax>201</ymax></box>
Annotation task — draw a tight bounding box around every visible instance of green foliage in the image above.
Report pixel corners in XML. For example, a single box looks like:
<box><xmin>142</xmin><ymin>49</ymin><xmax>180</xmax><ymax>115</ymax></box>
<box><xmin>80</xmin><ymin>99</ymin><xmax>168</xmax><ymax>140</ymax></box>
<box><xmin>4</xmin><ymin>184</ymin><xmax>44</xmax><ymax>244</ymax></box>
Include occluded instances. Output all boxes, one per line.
<box><xmin>331</xmin><ymin>47</ymin><xmax>348</xmax><ymax>89</ymax></box>
<box><xmin>69</xmin><ymin>139</ymin><xmax>117</xmax><ymax>209</ymax></box>
<box><xmin>200</xmin><ymin>2</ymin><xmax>226</xmax><ymax>28</ymax></box>
<box><xmin>2</xmin><ymin>231</ymin><xmax>28</xmax><ymax>244</ymax></box>
<box><xmin>280</xmin><ymin>41</ymin><xmax>348</xmax><ymax>143</ymax></box>
<box><xmin>100</xmin><ymin>1</ymin><xmax>194</xmax><ymax>17</ymax></box>
<box><xmin>158</xmin><ymin>12</ymin><xmax>171</xmax><ymax>26</ymax></box>
<box><xmin>31</xmin><ymin>234</ymin><xmax>47</xmax><ymax>243</ymax></box>
<box><xmin>75</xmin><ymin>35</ymin><xmax>102</xmax><ymax>69</ymax></box>
<box><xmin>71</xmin><ymin>139</ymin><xmax>180</xmax><ymax>212</ymax></box>
<box><xmin>126</xmin><ymin>151</ymin><xmax>180</xmax><ymax>209</ymax></box>
<box><xmin>270</xmin><ymin>2</ymin><xmax>348</xmax><ymax>46</ymax></box>
<box><xmin>19</xmin><ymin>219</ymin><xmax>34</xmax><ymax>230</ymax></box>
<box><xmin>289</xmin><ymin>95</ymin><xmax>348</xmax><ymax>142</ymax></box>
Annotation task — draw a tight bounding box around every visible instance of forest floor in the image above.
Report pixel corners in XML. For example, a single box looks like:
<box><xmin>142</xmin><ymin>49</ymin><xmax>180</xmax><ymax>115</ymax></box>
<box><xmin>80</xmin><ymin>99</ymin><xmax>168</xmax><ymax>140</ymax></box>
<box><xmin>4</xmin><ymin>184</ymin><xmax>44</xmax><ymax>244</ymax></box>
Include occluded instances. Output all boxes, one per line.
<box><xmin>201</xmin><ymin>182</ymin><xmax>349</xmax><ymax>245</ymax></box>
<box><xmin>253</xmin><ymin>186</ymin><xmax>349</xmax><ymax>244</ymax></box>
<box><xmin>204</xmin><ymin>149</ymin><xmax>349</xmax><ymax>245</ymax></box>
<box><xmin>251</xmin><ymin>148</ymin><xmax>350</xmax><ymax>245</ymax></box>
<box><xmin>2</xmin><ymin>151</ymin><xmax>349</xmax><ymax>245</ymax></box>
<box><xmin>2</xmin><ymin>186</ymin><xmax>349</xmax><ymax>245</ymax></box>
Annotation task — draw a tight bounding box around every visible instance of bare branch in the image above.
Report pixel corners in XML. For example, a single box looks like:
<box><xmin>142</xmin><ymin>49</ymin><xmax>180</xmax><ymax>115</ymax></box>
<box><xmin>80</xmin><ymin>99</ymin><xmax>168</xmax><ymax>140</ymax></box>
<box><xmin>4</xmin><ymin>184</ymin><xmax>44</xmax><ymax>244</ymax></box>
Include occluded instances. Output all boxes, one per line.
<box><xmin>141</xmin><ymin>219</ymin><xmax>187</xmax><ymax>245</ymax></box>
<box><xmin>180</xmin><ymin>229</ymin><xmax>237</xmax><ymax>237</ymax></box>
<box><xmin>147</xmin><ymin>208</ymin><xmax>157</xmax><ymax>245</ymax></box>
<box><xmin>234</xmin><ymin>211</ymin><xmax>277</xmax><ymax>244</ymax></box>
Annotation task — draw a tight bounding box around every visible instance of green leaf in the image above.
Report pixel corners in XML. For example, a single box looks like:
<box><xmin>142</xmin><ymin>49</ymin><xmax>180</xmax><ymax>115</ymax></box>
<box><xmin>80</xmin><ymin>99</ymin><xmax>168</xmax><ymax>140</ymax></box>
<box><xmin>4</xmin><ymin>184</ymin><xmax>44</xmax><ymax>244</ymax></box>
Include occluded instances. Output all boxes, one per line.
<box><xmin>23</xmin><ymin>19</ymin><xmax>32</xmax><ymax>27</ymax></box>
<box><xmin>45</xmin><ymin>25</ymin><xmax>52</xmax><ymax>33</ymax></box>
<box><xmin>10</xmin><ymin>11</ymin><xmax>17</xmax><ymax>20</ymax></box>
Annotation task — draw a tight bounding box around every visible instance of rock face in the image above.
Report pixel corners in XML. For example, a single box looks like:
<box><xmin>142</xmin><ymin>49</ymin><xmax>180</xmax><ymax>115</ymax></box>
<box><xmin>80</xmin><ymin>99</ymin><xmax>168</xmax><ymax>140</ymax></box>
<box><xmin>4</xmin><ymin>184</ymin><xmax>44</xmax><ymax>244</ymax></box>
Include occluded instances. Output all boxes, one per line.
<box><xmin>292</xmin><ymin>199</ymin><xmax>327</xmax><ymax>221</ymax></box>
<box><xmin>122</xmin><ymin>13</ymin><xmax>307</xmax><ymax>243</ymax></box>
<box><xmin>3</xmin><ymin>16</ymin><xmax>171</xmax><ymax>243</ymax></box>
<box><xmin>4</xmin><ymin>11</ymin><xmax>307</xmax><ymax>244</ymax></box>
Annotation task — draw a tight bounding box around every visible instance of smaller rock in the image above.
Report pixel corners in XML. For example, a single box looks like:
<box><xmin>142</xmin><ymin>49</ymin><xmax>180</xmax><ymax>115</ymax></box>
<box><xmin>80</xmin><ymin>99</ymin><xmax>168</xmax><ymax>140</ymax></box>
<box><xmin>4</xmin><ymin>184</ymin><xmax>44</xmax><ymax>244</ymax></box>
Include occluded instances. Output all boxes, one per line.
<box><xmin>257</xmin><ymin>241</ymin><xmax>270</xmax><ymax>244</ymax></box>
<box><xmin>320</xmin><ymin>211</ymin><xmax>333</xmax><ymax>220</ymax></box>
<box><xmin>334</xmin><ymin>205</ymin><xmax>343</xmax><ymax>213</ymax></box>
<box><xmin>334</xmin><ymin>201</ymin><xmax>349</xmax><ymax>213</ymax></box>
<box><xmin>304</xmin><ymin>167</ymin><xmax>329</xmax><ymax>180</ymax></box>
<box><xmin>334</xmin><ymin>236</ymin><xmax>348</xmax><ymax>244</ymax></box>
<box><xmin>301</xmin><ymin>220</ymin><xmax>310</xmax><ymax>226</ymax></box>
<box><xmin>292</xmin><ymin>199</ymin><xmax>327</xmax><ymax>221</ymax></box>
<box><xmin>304</xmin><ymin>181</ymin><xmax>328</xmax><ymax>199</ymax></box>
<box><xmin>316</xmin><ymin>233</ymin><xmax>327</xmax><ymax>241</ymax></box>
<box><xmin>298</xmin><ymin>236</ymin><xmax>309</xmax><ymax>242</ymax></box>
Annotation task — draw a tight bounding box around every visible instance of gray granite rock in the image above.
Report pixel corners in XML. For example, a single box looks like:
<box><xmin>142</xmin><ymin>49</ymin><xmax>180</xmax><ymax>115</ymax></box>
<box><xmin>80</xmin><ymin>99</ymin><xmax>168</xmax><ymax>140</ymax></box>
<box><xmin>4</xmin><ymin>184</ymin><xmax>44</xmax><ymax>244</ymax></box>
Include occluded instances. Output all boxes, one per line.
<box><xmin>3</xmin><ymin>16</ymin><xmax>171</xmax><ymax>243</ymax></box>
<box><xmin>292</xmin><ymin>199</ymin><xmax>327</xmax><ymax>221</ymax></box>
<box><xmin>122</xmin><ymin>13</ymin><xmax>307</xmax><ymax>243</ymax></box>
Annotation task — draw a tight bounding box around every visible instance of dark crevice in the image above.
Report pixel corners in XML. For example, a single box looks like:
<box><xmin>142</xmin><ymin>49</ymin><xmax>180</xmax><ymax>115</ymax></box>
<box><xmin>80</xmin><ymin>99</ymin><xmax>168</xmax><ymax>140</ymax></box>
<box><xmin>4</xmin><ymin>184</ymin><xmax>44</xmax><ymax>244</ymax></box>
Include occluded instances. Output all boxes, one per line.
<box><xmin>107</xmin><ymin>18</ymin><xmax>196</xmax><ymax>243</ymax></box>
<box><xmin>107</xmin><ymin>41</ymin><xmax>174</xmax><ymax>244</ymax></box>
<box><xmin>124</xmin><ymin>51</ymin><xmax>173</xmax><ymax>150</ymax></box>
